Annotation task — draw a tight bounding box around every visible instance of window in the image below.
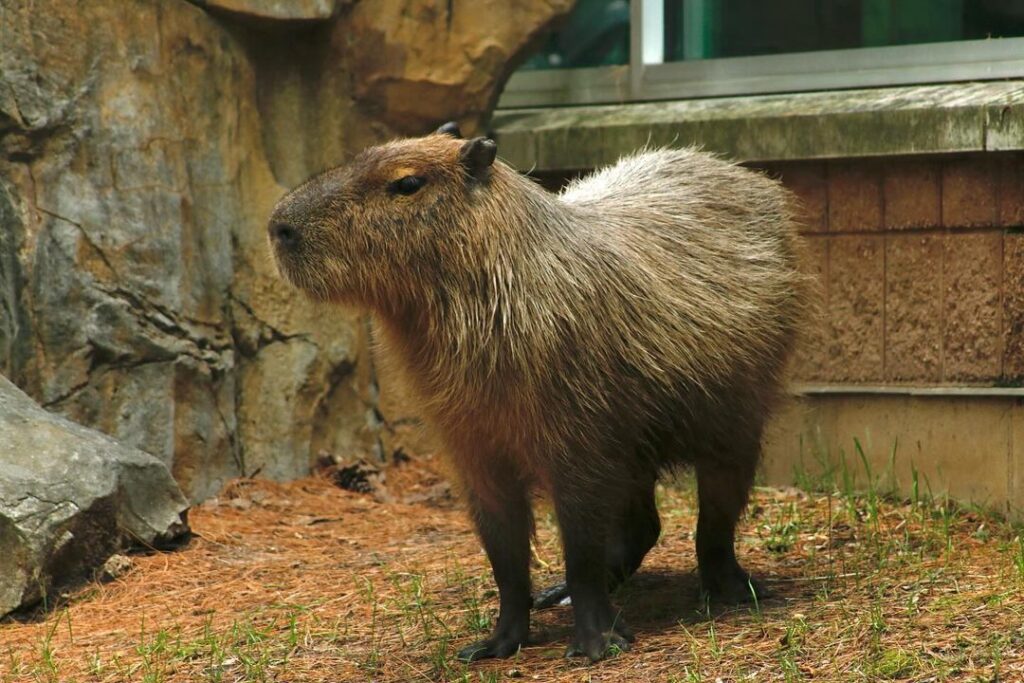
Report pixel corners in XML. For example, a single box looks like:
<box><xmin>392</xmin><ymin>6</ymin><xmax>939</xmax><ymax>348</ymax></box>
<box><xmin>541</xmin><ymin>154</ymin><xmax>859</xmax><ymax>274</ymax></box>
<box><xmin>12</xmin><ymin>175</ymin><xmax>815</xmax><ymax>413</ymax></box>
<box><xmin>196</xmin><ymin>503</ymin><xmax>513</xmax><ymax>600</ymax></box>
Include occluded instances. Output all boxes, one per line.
<box><xmin>502</xmin><ymin>0</ymin><xmax>1024</xmax><ymax>107</ymax></box>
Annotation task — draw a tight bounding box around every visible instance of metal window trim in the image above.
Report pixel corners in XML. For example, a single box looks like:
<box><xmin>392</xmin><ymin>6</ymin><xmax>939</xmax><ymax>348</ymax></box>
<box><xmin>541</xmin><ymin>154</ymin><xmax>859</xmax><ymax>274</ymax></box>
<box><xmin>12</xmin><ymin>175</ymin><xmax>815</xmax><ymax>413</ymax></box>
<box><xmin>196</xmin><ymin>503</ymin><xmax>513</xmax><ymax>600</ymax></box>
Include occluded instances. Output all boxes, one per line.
<box><xmin>791</xmin><ymin>384</ymin><xmax>1024</xmax><ymax>398</ymax></box>
<box><xmin>499</xmin><ymin>36</ymin><xmax>1024</xmax><ymax>109</ymax></box>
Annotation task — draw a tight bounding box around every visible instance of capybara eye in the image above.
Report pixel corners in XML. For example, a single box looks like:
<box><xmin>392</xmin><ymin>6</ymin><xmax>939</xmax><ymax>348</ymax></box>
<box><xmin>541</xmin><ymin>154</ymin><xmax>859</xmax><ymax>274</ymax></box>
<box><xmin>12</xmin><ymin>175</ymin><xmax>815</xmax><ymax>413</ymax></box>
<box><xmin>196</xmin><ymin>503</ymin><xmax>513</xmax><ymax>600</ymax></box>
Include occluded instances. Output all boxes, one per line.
<box><xmin>389</xmin><ymin>175</ymin><xmax>427</xmax><ymax>196</ymax></box>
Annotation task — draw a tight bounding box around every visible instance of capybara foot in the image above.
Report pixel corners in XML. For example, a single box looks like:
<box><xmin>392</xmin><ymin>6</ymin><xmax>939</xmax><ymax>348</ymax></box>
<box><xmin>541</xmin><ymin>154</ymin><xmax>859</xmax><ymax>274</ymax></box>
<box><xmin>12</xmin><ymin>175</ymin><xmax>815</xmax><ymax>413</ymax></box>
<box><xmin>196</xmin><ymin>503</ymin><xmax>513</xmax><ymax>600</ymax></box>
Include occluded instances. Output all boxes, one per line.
<box><xmin>701</xmin><ymin>567</ymin><xmax>772</xmax><ymax>604</ymax></box>
<box><xmin>457</xmin><ymin>633</ymin><xmax>528</xmax><ymax>662</ymax></box>
<box><xmin>565</xmin><ymin>622</ymin><xmax>634</xmax><ymax>662</ymax></box>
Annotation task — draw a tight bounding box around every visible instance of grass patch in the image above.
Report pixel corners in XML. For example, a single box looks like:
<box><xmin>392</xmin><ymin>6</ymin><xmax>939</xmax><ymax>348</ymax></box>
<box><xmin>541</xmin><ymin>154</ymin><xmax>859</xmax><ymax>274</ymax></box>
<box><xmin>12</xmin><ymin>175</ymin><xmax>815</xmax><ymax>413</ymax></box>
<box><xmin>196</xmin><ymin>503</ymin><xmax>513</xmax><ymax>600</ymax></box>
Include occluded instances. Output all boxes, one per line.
<box><xmin>2</xmin><ymin>453</ymin><xmax>1024</xmax><ymax>682</ymax></box>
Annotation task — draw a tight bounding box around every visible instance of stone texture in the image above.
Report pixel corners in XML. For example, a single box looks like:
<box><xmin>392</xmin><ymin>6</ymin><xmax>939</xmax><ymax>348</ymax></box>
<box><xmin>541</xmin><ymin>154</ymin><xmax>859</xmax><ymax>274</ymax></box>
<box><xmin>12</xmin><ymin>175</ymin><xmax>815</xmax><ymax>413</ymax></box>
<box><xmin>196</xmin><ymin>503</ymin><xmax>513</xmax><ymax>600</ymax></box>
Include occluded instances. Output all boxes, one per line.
<box><xmin>0</xmin><ymin>0</ymin><xmax>569</xmax><ymax>501</ymax></box>
<box><xmin>495</xmin><ymin>81</ymin><xmax>1024</xmax><ymax>172</ymax></box>
<box><xmin>776</xmin><ymin>162</ymin><xmax>827</xmax><ymax>233</ymax></box>
<box><xmin>943</xmin><ymin>232</ymin><xmax>1002</xmax><ymax>382</ymax></box>
<box><xmin>828</xmin><ymin>162</ymin><xmax>882</xmax><ymax>232</ymax></box>
<box><xmin>341</xmin><ymin>0</ymin><xmax>575</xmax><ymax>135</ymax></box>
<box><xmin>997</xmin><ymin>154</ymin><xmax>1024</xmax><ymax>227</ymax></box>
<box><xmin>191</xmin><ymin>0</ymin><xmax>340</xmax><ymax>21</ymax></box>
<box><xmin>942</xmin><ymin>156</ymin><xmax>998</xmax><ymax>228</ymax></box>
<box><xmin>1004</xmin><ymin>233</ymin><xmax>1024</xmax><ymax>382</ymax></box>
<box><xmin>789</xmin><ymin>236</ymin><xmax>828</xmax><ymax>381</ymax></box>
<box><xmin>884</xmin><ymin>234</ymin><xmax>942</xmax><ymax>382</ymax></box>
<box><xmin>882</xmin><ymin>159</ymin><xmax>941</xmax><ymax>229</ymax></box>
<box><xmin>0</xmin><ymin>376</ymin><xmax>189</xmax><ymax>617</ymax></box>
<box><xmin>826</xmin><ymin>236</ymin><xmax>885</xmax><ymax>381</ymax></box>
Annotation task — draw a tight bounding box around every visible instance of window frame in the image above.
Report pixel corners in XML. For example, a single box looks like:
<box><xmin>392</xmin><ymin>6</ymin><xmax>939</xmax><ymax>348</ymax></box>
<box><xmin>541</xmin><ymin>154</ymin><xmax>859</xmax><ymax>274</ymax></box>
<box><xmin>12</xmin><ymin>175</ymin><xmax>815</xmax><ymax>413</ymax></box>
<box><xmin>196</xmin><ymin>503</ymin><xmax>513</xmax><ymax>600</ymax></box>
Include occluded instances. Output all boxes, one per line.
<box><xmin>498</xmin><ymin>0</ymin><xmax>1024</xmax><ymax>108</ymax></box>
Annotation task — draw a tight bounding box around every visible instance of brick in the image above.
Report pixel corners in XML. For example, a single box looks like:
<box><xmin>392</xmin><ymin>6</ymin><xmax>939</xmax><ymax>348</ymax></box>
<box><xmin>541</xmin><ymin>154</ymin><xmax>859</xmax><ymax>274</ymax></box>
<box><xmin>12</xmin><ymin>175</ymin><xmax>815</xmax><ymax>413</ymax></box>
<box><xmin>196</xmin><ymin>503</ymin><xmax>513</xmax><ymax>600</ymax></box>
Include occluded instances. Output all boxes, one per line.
<box><xmin>943</xmin><ymin>232</ymin><xmax>1002</xmax><ymax>382</ymax></box>
<box><xmin>828</xmin><ymin>161</ymin><xmax>882</xmax><ymax>232</ymax></box>
<box><xmin>777</xmin><ymin>162</ymin><xmax>828</xmax><ymax>233</ymax></box>
<box><xmin>884</xmin><ymin>234</ymin><xmax>942</xmax><ymax>381</ymax></box>
<box><xmin>882</xmin><ymin>159</ymin><xmax>941</xmax><ymax>229</ymax></box>
<box><xmin>825</xmin><ymin>235</ymin><xmax>885</xmax><ymax>382</ymax></box>
<box><xmin>997</xmin><ymin>154</ymin><xmax>1024</xmax><ymax>227</ymax></box>
<box><xmin>1004</xmin><ymin>233</ymin><xmax>1024</xmax><ymax>382</ymax></box>
<box><xmin>791</xmin><ymin>236</ymin><xmax>829</xmax><ymax>381</ymax></box>
<box><xmin>941</xmin><ymin>156</ymin><xmax>998</xmax><ymax>228</ymax></box>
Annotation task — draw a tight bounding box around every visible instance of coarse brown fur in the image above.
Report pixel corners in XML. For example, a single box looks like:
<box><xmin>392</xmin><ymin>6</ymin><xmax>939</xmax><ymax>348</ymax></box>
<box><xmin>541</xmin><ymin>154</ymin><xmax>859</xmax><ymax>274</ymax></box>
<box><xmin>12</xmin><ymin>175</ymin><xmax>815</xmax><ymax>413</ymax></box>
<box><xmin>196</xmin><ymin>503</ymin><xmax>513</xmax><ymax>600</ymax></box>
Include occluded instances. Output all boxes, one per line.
<box><xmin>268</xmin><ymin>127</ymin><xmax>809</xmax><ymax>663</ymax></box>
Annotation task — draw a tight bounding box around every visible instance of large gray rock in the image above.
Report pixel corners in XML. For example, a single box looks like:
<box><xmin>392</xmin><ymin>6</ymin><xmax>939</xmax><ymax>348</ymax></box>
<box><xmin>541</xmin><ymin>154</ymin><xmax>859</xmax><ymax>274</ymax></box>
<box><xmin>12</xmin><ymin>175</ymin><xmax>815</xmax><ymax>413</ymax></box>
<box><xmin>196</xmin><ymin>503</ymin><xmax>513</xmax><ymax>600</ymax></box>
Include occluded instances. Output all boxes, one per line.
<box><xmin>0</xmin><ymin>375</ymin><xmax>189</xmax><ymax>617</ymax></box>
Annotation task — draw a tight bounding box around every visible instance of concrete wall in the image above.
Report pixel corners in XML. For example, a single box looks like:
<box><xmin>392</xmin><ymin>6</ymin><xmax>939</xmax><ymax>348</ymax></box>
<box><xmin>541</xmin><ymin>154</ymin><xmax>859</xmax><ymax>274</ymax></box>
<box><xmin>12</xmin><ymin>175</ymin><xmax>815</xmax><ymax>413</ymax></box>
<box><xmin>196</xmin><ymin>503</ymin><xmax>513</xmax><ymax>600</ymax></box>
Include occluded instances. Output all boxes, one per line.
<box><xmin>763</xmin><ymin>393</ymin><xmax>1023</xmax><ymax>514</ymax></box>
<box><xmin>762</xmin><ymin>152</ymin><xmax>1024</xmax><ymax>387</ymax></box>
<box><xmin>758</xmin><ymin>152</ymin><xmax>1024</xmax><ymax>515</ymax></box>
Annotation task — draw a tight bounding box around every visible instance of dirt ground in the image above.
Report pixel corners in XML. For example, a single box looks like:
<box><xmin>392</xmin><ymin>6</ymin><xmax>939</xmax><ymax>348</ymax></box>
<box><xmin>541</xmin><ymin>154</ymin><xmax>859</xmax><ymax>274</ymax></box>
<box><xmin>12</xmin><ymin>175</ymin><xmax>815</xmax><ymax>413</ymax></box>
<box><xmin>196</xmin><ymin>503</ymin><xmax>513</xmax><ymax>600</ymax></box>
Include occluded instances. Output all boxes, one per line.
<box><xmin>3</xmin><ymin>454</ymin><xmax>1023</xmax><ymax>682</ymax></box>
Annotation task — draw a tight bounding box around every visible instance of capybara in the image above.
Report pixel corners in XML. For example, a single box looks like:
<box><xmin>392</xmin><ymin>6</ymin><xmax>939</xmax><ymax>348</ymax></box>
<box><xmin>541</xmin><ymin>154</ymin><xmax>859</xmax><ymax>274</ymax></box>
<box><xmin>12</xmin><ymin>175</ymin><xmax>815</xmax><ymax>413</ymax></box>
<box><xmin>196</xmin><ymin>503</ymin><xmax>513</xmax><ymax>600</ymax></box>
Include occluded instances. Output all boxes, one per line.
<box><xmin>268</xmin><ymin>123</ymin><xmax>807</xmax><ymax>662</ymax></box>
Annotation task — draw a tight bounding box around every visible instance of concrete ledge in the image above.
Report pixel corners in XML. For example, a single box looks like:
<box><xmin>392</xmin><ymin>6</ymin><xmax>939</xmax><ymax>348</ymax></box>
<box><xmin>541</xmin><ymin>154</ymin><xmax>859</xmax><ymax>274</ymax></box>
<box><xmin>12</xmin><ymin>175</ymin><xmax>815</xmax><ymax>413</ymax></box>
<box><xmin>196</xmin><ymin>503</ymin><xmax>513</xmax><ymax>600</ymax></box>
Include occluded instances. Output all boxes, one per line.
<box><xmin>492</xmin><ymin>81</ymin><xmax>1024</xmax><ymax>171</ymax></box>
<box><xmin>763</xmin><ymin>393</ymin><xmax>1024</xmax><ymax>517</ymax></box>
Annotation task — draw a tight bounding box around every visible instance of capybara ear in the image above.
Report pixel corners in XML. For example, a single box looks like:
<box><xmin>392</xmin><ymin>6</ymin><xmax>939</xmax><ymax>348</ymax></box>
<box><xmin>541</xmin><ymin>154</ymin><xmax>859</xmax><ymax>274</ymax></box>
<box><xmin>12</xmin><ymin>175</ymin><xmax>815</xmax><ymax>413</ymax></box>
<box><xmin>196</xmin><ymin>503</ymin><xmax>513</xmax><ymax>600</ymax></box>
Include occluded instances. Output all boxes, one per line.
<box><xmin>436</xmin><ymin>121</ymin><xmax>462</xmax><ymax>138</ymax></box>
<box><xmin>459</xmin><ymin>137</ymin><xmax>497</xmax><ymax>181</ymax></box>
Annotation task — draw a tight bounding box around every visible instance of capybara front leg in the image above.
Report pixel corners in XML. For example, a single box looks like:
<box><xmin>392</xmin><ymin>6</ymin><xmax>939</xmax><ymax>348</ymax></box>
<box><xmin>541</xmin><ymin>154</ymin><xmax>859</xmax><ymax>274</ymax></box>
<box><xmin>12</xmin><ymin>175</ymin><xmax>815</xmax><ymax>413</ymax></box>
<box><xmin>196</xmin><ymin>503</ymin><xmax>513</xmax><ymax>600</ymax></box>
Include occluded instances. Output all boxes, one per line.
<box><xmin>555</xmin><ymin>491</ymin><xmax>634</xmax><ymax>661</ymax></box>
<box><xmin>457</xmin><ymin>484</ymin><xmax>533</xmax><ymax>662</ymax></box>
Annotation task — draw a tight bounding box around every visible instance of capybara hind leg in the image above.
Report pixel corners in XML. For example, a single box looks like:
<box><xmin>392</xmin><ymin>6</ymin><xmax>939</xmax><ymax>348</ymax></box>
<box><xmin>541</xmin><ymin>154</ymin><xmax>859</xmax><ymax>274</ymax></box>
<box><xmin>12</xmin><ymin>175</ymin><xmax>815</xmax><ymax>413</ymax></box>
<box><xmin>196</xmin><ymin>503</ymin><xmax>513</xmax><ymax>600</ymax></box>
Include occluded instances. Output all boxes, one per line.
<box><xmin>694</xmin><ymin>455</ymin><xmax>767</xmax><ymax>603</ymax></box>
<box><xmin>534</xmin><ymin>477</ymin><xmax>660</xmax><ymax>610</ymax></box>
<box><xmin>555</xmin><ymin>488</ymin><xmax>634</xmax><ymax>661</ymax></box>
<box><xmin>457</xmin><ymin>482</ymin><xmax>533</xmax><ymax>662</ymax></box>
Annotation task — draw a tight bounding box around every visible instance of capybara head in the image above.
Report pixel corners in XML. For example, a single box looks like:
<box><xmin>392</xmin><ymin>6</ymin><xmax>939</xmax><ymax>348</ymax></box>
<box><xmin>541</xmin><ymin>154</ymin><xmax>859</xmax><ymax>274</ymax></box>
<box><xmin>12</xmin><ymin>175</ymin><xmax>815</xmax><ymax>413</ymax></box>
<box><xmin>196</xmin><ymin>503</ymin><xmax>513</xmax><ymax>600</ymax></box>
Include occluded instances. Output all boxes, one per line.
<box><xmin>268</xmin><ymin>124</ymin><xmax>497</xmax><ymax>308</ymax></box>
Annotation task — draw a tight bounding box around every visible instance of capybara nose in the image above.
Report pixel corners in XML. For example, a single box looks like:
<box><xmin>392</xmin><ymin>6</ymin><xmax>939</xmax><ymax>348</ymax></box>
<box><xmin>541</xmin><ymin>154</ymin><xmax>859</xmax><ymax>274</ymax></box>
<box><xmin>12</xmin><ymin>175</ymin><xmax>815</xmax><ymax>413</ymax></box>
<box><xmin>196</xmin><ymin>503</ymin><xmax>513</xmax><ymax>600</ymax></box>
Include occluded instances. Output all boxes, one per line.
<box><xmin>269</xmin><ymin>222</ymin><xmax>300</xmax><ymax>249</ymax></box>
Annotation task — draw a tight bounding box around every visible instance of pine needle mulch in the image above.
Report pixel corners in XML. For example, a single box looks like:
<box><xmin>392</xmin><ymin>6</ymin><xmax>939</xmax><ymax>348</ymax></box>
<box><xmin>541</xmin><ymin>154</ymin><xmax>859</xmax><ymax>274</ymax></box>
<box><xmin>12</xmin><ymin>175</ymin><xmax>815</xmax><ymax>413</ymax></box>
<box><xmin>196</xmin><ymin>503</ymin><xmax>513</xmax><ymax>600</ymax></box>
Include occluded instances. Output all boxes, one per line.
<box><xmin>3</xmin><ymin>454</ymin><xmax>1024</xmax><ymax>682</ymax></box>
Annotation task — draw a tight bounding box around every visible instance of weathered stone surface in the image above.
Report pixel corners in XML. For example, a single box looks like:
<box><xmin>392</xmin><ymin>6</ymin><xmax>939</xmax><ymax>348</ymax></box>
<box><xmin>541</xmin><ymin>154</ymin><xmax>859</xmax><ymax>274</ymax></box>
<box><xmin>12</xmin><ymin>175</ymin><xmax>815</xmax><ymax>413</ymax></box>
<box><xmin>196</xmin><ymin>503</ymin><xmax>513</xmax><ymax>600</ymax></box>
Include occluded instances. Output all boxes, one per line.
<box><xmin>883</xmin><ymin>159</ymin><xmax>941</xmax><ymax>229</ymax></box>
<box><xmin>494</xmin><ymin>81</ymin><xmax>1024</xmax><ymax>172</ymax></box>
<box><xmin>826</xmin><ymin>236</ymin><xmax>884</xmax><ymax>382</ymax></box>
<box><xmin>0</xmin><ymin>0</ymin><xmax>571</xmax><ymax>501</ymax></box>
<box><xmin>943</xmin><ymin>232</ymin><xmax>1002</xmax><ymax>382</ymax></box>
<box><xmin>789</xmin><ymin>236</ymin><xmax>828</xmax><ymax>382</ymax></box>
<box><xmin>942</xmin><ymin>156</ymin><xmax>998</xmax><ymax>228</ymax></box>
<box><xmin>1</xmin><ymin>1</ymin><xmax>243</xmax><ymax>500</ymax></box>
<box><xmin>1003</xmin><ymin>233</ymin><xmax>1024</xmax><ymax>383</ymax></box>
<box><xmin>191</xmin><ymin>0</ymin><xmax>340</xmax><ymax>21</ymax></box>
<box><xmin>0</xmin><ymin>375</ymin><xmax>189</xmax><ymax>617</ymax></box>
<box><xmin>341</xmin><ymin>0</ymin><xmax>576</xmax><ymax>134</ymax></box>
<box><xmin>997</xmin><ymin>154</ymin><xmax>1024</xmax><ymax>227</ymax></box>
<box><xmin>885</xmin><ymin>234</ymin><xmax>942</xmax><ymax>381</ymax></box>
<box><xmin>828</xmin><ymin>161</ymin><xmax>882</xmax><ymax>232</ymax></box>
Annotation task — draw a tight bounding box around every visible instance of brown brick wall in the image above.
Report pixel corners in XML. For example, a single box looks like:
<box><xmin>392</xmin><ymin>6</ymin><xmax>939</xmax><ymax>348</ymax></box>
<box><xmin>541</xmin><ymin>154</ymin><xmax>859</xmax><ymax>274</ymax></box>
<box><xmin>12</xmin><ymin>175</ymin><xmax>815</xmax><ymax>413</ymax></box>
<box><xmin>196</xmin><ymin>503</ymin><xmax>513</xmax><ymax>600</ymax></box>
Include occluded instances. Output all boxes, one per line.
<box><xmin>770</xmin><ymin>152</ymin><xmax>1024</xmax><ymax>386</ymax></box>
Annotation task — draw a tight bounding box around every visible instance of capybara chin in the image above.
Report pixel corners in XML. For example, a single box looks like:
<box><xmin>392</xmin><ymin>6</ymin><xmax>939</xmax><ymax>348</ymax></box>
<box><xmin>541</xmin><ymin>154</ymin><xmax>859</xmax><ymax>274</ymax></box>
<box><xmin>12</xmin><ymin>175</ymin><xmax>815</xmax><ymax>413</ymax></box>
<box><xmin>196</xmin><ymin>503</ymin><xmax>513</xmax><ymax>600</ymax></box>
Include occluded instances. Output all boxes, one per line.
<box><xmin>268</xmin><ymin>123</ymin><xmax>808</xmax><ymax>663</ymax></box>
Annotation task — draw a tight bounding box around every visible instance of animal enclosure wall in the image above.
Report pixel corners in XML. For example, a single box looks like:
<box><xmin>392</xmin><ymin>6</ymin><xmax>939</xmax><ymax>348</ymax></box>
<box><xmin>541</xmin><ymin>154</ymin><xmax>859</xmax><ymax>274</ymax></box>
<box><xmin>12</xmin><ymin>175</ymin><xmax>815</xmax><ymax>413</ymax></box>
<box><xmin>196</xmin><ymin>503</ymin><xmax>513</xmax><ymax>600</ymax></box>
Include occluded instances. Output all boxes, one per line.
<box><xmin>492</xmin><ymin>87</ymin><xmax>1024</xmax><ymax>515</ymax></box>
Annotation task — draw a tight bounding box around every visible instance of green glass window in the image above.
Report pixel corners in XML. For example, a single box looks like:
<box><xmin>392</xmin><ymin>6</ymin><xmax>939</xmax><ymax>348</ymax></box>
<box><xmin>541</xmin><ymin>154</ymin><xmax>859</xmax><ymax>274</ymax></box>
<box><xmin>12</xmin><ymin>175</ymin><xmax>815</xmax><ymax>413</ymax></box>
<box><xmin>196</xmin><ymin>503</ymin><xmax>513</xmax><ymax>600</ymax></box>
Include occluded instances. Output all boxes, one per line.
<box><xmin>521</xmin><ymin>0</ymin><xmax>631</xmax><ymax>69</ymax></box>
<box><xmin>664</xmin><ymin>0</ymin><xmax>1024</xmax><ymax>61</ymax></box>
<box><xmin>504</xmin><ymin>1</ymin><xmax>1024</xmax><ymax>106</ymax></box>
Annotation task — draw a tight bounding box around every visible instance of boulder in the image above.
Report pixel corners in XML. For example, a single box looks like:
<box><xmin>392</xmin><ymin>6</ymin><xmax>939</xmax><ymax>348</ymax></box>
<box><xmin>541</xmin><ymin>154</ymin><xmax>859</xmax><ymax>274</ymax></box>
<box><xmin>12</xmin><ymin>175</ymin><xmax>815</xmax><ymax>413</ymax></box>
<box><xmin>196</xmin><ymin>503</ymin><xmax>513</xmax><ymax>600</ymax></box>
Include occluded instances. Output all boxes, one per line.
<box><xmin>341</xmin><ymin>0</ymin><xmax>577</xmax><ymax>134</ymax></box>
<box><xmin>0</xmin><ymin>375</ymin><xmax>189</xmax><ymax>617</ymax></box>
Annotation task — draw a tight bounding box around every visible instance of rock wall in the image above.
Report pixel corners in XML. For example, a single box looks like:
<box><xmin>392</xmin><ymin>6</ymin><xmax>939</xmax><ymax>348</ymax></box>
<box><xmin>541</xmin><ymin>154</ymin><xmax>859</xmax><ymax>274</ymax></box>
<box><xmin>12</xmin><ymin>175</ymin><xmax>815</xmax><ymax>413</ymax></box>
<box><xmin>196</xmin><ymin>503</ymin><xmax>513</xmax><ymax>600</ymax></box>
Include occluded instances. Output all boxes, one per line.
<box><xmin>0</xmin><ymin>0</ymin><xmax>572</xmax><ymax>501</ymax></box>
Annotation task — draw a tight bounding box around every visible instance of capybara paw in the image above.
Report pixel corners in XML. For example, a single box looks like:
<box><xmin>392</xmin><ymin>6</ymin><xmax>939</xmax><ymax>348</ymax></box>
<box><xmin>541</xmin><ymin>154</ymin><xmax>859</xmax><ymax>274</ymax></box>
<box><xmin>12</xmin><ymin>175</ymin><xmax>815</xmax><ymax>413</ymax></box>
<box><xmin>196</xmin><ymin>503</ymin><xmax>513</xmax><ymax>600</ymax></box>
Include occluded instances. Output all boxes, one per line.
<box><xmin>456</xmin><ymin>634</ymin><xmax>527</xmax><ymax>662</ymax></box>
<box><xmin>701</xmin><ymin>570</ymin><xmax>772</xmax><ymax>604</ymax></box>
<box><xmin>533</xmin><ymin>582</ymin><xmax>571</xmax><ymax>609</ymax></box>
<box><xmin>565</xmin><ymin>623</ymin><xmax>634</xmax><ymax>662</ymax></box>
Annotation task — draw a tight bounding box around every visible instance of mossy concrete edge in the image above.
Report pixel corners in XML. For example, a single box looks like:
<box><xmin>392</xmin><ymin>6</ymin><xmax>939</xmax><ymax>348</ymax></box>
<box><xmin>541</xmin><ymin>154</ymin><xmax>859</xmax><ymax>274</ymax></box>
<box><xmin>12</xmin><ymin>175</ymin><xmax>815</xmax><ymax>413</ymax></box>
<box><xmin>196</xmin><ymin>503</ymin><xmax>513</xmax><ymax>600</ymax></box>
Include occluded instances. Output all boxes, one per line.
<box><xmin>493</xmin><ymin>81</ymin><xmax>1024</xmax><ymax>170</ymax></box>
